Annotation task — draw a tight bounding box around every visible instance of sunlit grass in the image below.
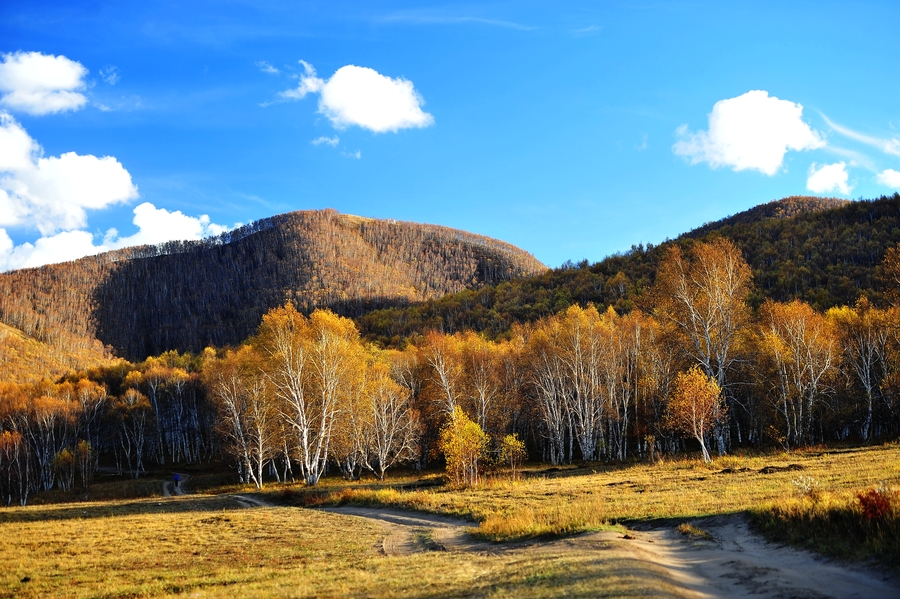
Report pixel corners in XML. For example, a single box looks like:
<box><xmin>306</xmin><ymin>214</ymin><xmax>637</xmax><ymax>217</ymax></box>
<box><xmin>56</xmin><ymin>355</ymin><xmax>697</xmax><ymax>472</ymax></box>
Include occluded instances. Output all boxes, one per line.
<box><xmin>0</xmin><ymin>494</ymin><xmax>693</xmax><ymax>598</ymax></box>
<box><xmin>751</xmin><ymin>483</ymin><xmax>900</xmax><ymax>567</ymax></box>
<box><xmin>261</xmin><ymin>443</ymin><xmax>900</xmax><ymax>544</ymax></box>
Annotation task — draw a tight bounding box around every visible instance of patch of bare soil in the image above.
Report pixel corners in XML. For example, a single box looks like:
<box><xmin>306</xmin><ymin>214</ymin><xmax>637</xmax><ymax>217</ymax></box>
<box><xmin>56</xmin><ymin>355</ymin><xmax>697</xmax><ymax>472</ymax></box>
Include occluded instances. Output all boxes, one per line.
<box><xmin>600</xmin><ymin>513</ymin><xmax>898</xmax><ymax>599</ymax></box>
<box><xmin>322</xmin><ymin>507</ymin><xmax>508</xmax><ymax>556</ymax></box>
<box><xmin>329</xmin><ymin>508</ymin><xmax>899</xmax><ymax>598</ymax></box>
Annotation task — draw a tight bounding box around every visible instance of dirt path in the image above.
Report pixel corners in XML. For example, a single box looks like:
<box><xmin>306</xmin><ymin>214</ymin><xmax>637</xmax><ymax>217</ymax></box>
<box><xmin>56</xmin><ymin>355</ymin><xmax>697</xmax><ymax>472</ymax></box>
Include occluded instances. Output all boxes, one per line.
<box><xmin>322</xmin><ymin>506</ymin><xmax>508</xmax><ymax>556</ymax></box>
<box><xmin>161</xmin><ymin>473</ymin><xmax>190</xmax><ymax>497</ymax></box>
<box><xmin>609</xmin><ymin>514</ymin><xmax>898</xmax><ymax>599</ymax></box>
<box><xmin>327</xmin><ymin>507</ymin><xmax>898</xmax><ymax>599</ymax></box>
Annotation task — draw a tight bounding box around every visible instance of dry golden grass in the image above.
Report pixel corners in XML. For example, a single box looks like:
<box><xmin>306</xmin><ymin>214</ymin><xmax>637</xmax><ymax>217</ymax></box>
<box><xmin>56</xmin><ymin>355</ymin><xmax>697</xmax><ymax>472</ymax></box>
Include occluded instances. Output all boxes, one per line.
<box><xmin>752</xmin><ymin>483</ymin><xmax>900</xmax><ymax>567</ymax></box>
<box><xmin>3</xmin><ymin>444</ymin><xmax>898</xmax><ymax>597</ymax></box>
<box><xmin>0</xmin><ymin>494</ymin><xmax>695</xmax><ymax>598</ymax></box>
<box><xmin>271</xmin><ymin>443</ymin><xmax>900</xmax><ymax>542</ymax></box>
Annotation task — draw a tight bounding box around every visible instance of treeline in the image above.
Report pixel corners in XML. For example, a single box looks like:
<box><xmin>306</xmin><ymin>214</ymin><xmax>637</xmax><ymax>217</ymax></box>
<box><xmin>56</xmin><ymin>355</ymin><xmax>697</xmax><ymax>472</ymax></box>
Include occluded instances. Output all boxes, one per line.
<box><xmin>0</xmin><ymin>209</ymin><xmax>544</xmax><ymax>361</ymax></box>
<box><xmin>3</xmin><ymin>238</ymin><xmax>900</xmax><ymax>504</ymax></box>
<box><xmin>358</xmin><ymin>194</ymin><xmax>900</xmax><ymax>346</ymax></box>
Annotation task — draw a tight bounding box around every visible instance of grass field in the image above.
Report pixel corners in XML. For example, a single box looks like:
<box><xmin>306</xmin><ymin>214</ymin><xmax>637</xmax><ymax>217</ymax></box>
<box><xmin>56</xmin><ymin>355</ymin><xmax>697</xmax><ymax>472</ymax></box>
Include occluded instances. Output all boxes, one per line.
<box><xmin>267</xmin><ymin>443</ymin><xmax>900</xmax><ymax>543</ymax></box>
<box><xmin>0</xmin><ymin>494</ymin><xmax>695</xmax><ymax>598</ymax></box>
<box><xmin>1</xmin><ymin>444</ymin><xmax>898</xmax><ymax>597</ymax></box>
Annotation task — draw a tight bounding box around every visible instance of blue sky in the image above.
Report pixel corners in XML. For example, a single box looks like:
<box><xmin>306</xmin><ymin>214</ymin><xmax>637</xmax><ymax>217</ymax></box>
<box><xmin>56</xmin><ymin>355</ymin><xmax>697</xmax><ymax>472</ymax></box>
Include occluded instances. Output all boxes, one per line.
<box><xmin>1</xmin><ymin>1</ymin><xmax>898</xmax><ymax>271</ymax></box>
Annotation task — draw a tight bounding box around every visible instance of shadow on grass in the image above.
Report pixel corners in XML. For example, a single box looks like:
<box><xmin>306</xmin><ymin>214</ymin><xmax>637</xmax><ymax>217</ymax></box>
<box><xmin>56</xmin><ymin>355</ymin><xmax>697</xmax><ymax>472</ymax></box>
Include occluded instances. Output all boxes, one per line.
<box><xmin>0</xmin><ymin>493</ymin><xmax>252</xmax><ymax>524</ymax></box>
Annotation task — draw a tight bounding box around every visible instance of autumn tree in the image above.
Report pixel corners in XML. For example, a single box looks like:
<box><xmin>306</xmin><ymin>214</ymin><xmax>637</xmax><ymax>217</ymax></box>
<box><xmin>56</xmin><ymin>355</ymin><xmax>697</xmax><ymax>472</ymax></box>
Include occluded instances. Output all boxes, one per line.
<box><xmin>439</xmin><ymin>406</ymin><xmax>489</xmax><ymax>486</ymax></box>
<box><xmin>759</xmin><ymin>300</ymin><xmax>837</xmax><ymax>448</ymax></box>
<box><xmin>360</xmin><ymin>355</ymin><xmax>421</xmax><ymax>480</ymax></box>
<box><xmin>258</xmin><ymin>304</ymin><xmax>365</xmax><ymax>486</ymax></box>
<box><xmin>828</xmin><ymin>298</ymin><xmax>896</xmax><ymax>441</ymax></box>
<box><xmin>525</xmin><ymin>317</ymin><xmax>572</xmax><ymax>465</ymax></box>
<box><xmin>667</xmin><ymin>366</ymin><xmax>724</xmax><ymax>462</ymax></box>
<box><xmin>653</xmin><ymin>238</ymin><xmax>752</xmax><ymax>452</ymax></box>
<box><xmin>204</xmin><ymin>345</ymin><xmax>279</xmax><ymax>487</ymax></box>
<box><xmin>499</xmin><ymin>433</ymin><xmax>527</xmax><ymax>481</ymax></box>
<box><xmin>112</xmin><ymin>388</ymin><xmax>153</xmax><ymax>478</ymax></box>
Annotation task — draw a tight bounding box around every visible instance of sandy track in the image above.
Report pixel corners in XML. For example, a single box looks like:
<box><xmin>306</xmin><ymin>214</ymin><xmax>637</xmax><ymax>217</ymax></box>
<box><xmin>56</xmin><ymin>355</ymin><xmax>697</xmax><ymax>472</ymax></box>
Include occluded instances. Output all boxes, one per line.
<box><xmin>612</xmin><ymin>514</ymin><xmax>898</xmax><ymax>599</ymax></box>
<box><xmin>326</xmin><ymin>507</ymin><xmax>899</xmax><ymax>599</ymax></box>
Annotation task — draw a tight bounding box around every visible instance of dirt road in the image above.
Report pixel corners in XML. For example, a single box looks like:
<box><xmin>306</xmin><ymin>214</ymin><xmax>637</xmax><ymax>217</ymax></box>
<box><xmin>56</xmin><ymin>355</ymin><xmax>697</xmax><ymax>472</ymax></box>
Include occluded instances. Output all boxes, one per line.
<box><xmin>327</xmin><ymin>506</ymin><xmax>899</xmax><ymax>599</ymax></box>
<box><xmin>161</xmin><ymin>474</ymin><xmax>189</xmax><ymax>497</ymax></box>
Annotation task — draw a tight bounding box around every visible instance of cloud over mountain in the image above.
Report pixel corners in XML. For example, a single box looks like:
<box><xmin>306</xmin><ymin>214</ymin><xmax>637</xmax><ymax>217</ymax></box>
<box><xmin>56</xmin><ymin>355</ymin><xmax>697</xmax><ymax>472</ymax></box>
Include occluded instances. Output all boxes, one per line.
<box><xmin>281</xmin><ymin>61</ymin><xmax>434</xmax><ymax>133</ymax></box>
<box><xmin>673</xmin><ymin>90</ymin><xmax>823</xmax><ymax>176</ymax></box>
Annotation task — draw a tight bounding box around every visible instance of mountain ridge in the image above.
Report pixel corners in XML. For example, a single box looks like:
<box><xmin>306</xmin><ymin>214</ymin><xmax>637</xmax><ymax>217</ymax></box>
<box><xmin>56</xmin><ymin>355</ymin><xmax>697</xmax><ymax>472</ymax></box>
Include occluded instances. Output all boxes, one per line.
<box><xmin>0</xmin><ymin>209</ymin><xmax>545</xmax><ymax>362</ymax></box>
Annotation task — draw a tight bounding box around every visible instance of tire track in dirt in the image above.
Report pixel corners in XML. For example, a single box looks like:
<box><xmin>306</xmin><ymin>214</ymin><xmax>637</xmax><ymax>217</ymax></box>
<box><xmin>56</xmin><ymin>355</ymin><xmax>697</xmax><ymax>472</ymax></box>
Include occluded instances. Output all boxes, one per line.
<box><xmin>327</xmin><ymin>507</ymin><xmax>899</xmax><ymax>598</ymax></box>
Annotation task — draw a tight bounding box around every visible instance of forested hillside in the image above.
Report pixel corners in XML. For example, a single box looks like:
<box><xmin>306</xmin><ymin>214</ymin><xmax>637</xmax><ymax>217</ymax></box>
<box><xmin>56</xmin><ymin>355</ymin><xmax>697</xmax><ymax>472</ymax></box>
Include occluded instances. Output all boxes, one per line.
<box><xmin>0</xmin><ymin>209</ymin><xmax>545</xmax><ymax>362</ymax></box>
<box><xmin>358</xmin><ymin>195</ymin><xmax>900</xmax><ymax>345</ymax></box>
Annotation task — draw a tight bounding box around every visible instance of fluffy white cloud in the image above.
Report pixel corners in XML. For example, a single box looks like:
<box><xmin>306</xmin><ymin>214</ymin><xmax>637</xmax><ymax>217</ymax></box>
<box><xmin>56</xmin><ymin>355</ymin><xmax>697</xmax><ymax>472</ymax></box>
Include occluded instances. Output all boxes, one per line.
<box><xmin>280</xmin><ymin>61</ymin><xmax>434</xmax><ymax>133</ymax></box>
<box><xmin>112</xmin><ymin>202</ymin><xmax>229</xmax><ymax>247</ymax></box>
<box><xmin>0</xmin><ymin>52</ymin><xmax>88</xmax><ymax>115</ymax></box>
<box><xmin>0</xmin><ymin>202</ymin><xmax>229</xmax><ymax>272</ymax></box>
<box><xmin>0</xmin><ymin>112</ymin><xmax>139</xmax><ymax>234</ymax></box>
<box><xmin>807</xmin><ymin>162</ymin><xmax>852</xmax><ymax>195</ymax></box>
<box><xmin>673</xmin><ymin>90</ymin><xmax>824</xmax><ymax>175</ymax></box>
<box><xmin>877</xmin><ymin>169</ymin><xmax>900</xmax><ymax>189</ymax></box>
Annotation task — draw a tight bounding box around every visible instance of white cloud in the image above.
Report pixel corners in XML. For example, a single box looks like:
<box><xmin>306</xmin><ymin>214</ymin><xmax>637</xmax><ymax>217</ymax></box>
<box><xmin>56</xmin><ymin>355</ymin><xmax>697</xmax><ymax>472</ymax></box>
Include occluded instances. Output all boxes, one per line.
<box><xmin>0</xmin><ymin>112</ymin><xmax>139</xmax><ymax>234</ymax></box>
<box><xmin>113</xmin><ymin>202</ymin><xmax>228</xmax><ymax>247</ymax></box>
<box><xmin>673</xmin><ymin>90</ymin><xmax>824</xmax><ymax>176</ymax></box>
<box><xmin>342</xmin><ymin>150</ymin><xmax>362</xmax><ymax>159</ymax></box>
<box><xmin>280</xmin><ymin>61</ymin><xmax>434</xmax><ymax>133</ymax></box>
<box><xmin>311</xmin><ymin>135</ymin><xmax>339</xmax><ymax>147</ymax></box>
<box><xmin>99</xmin><ymin>65</ymin><xmax>120</xmax><ymax>85</ymax></box>
<box><xmin>822</xmin><ymin>115</ymin><xmax>900</xmax><ymax>158</ymax></box>
<box><xmin>0</xmin><ymin>52</ymin><xmax>88</xmax><ymax>115</ymax></box>
<box><xmin>0</xmin><ymin>202</ymin><xmax>230</xmax><ymax>272</ymax></box>
<box><xmin>877</xmin><ymin>169</ymin><xmax>900</xmax><ymax>189</ymax></box>
<box><xmin>255</xmin><ymin>60</ymin><xmax>279</xmax><ymax>74</ymax></box>
<box><xmin>807</xmin><ymin>162</ymin><xmax>852</xmax><ymax>195</ymax></box>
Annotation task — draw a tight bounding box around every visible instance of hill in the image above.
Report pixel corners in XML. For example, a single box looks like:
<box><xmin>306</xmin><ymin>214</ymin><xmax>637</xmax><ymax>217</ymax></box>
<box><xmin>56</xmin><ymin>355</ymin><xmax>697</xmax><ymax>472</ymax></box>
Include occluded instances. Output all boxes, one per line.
<box><xmin>0</xmin><ymin>209</ymin><xmax>545</xmax><ymax>362</ymax></box>
<box><xmin>0</xmin><ymin>321</ymin><xmax>115</xmax><ymax>384</ymax></box>
<box><xmin>357</xmin><ymin>194</ymin><xmax>900</xmax><ymax>345</ymax></box>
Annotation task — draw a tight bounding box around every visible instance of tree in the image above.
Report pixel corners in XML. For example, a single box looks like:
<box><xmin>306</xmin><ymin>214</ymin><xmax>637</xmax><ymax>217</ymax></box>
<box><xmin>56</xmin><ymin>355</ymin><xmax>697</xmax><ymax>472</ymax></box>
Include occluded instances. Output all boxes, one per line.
<box><xmin>360</xmin><ymin>355</ymin><xmax>421</xmax><ymax>480</ymax></box>
<box><xmin>759</xmin><ymin>300</ymin><xmax>837</xmax><ymax>448</ymax></box>
<box><xmin>653</xmin><ymin>238</ymin><xmax>752</xmax><ymax>452</ymax></box>
<box><xmin>439</xmin><ymin>406</ymin><xmax>489</xmax><ymax>486</ymax></box>
<box><xmin>499</xmin><ymin>433</ymin><xmax>527</xmax><ymax>481</ymax></box>
<box><xmin>667</xmin><ymin>366</ymin><xmax>724</xmax><ymax>463</ymax></box>
<box><xmin>828</xmin><ymin>298</ymin><xmax>892</xmax><ymax>441</ymax></box>
<box><xmin>204</xmin><ymin>346</ymin><xmax>278</xmax><ymax>488</ymax></box>
<box><xmin>258</xmin><ymin>304</ymin><xmax>365</xmax><ymax>486</ymax></box>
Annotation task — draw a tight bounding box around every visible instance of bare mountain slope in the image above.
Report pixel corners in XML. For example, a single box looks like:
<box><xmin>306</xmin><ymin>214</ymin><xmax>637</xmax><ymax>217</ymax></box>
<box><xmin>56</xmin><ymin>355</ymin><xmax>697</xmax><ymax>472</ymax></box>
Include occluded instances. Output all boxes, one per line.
<box><xmin>0</xmin><ymin>209</ymin><xmax>545</xmax><ymax>361</ymax></box>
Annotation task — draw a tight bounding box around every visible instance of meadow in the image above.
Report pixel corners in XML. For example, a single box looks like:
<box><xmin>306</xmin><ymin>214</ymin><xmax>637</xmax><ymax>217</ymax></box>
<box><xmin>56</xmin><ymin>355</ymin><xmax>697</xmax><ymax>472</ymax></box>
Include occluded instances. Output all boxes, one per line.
<box><xmin>1</xmin><ymin>444</ymin><xmax>898</xmax><ymax>598</ymax></box>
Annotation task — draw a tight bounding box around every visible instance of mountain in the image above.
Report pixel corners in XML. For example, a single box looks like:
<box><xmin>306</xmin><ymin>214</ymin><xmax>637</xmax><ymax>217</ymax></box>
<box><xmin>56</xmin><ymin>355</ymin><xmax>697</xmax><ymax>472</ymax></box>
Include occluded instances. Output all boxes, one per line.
<box><xmin>356</xmin><ymin>194</ymin><xmax>900</xmax><ymax>345</ymax></box>
<box><xmin>0</xmin><ymin>209</ymin><xmax>545</xmax><ymax>362</ymax></box>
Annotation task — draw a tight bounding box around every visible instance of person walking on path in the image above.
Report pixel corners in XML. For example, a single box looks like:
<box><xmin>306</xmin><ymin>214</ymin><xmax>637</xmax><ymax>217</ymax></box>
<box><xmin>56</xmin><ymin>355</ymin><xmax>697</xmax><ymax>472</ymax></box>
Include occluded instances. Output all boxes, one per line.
<box><xmin>174</xmin><ymin>473</ymin><xmax>180</xmax><ymax>491</ymax></box>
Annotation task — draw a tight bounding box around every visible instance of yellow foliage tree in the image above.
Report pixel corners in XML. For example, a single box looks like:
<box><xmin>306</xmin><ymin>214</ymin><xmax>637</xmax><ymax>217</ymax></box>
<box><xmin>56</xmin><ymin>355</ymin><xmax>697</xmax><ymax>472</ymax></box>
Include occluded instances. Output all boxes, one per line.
<box><xmin>667</xmin><ymin>366</ymin><xmax>724</xmax><ymax>463</ymax></box>
<box><xmin>439</xmin><ymin>406</ymin><xmax>489</xmax><ymax>486</ymax></box>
